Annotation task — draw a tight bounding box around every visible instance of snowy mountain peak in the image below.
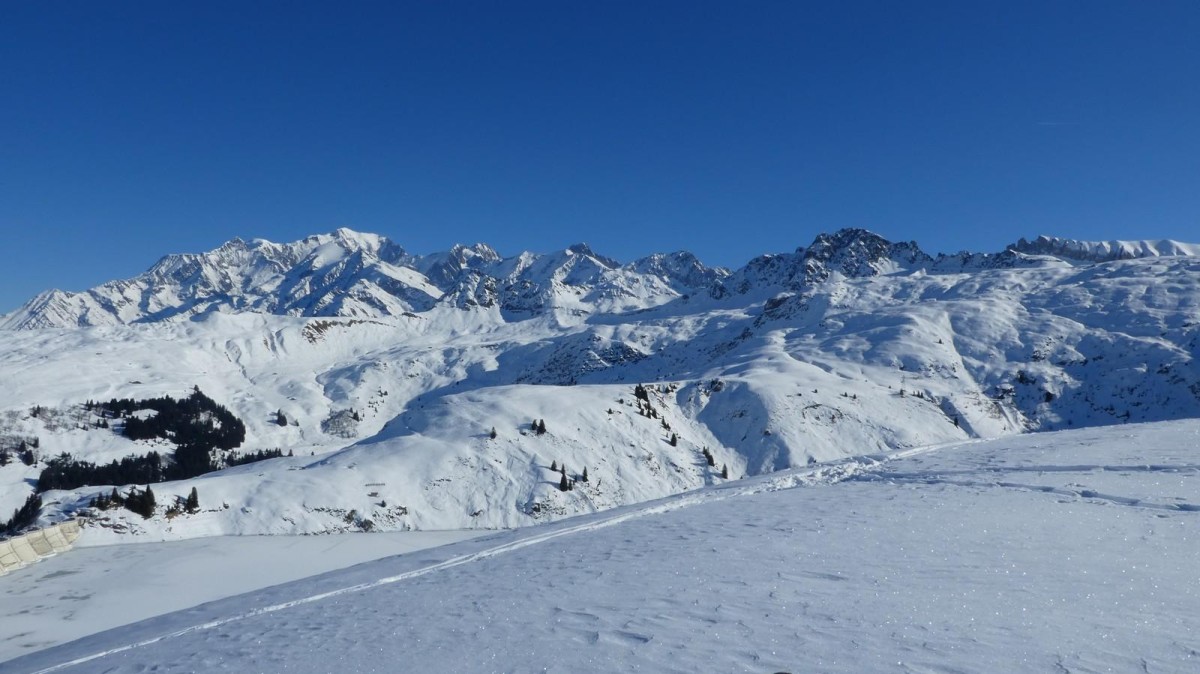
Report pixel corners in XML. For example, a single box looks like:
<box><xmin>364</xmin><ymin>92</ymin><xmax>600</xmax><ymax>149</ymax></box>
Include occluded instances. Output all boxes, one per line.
<box><xmin>8</xmin><ymin>228</ymin><xmax>1200</xmax><ymax>331</ymax></box>
<box><xmin>801</xmin><ymin>228</ymin><xmax>931</xmax><ymax>283</ymax></box>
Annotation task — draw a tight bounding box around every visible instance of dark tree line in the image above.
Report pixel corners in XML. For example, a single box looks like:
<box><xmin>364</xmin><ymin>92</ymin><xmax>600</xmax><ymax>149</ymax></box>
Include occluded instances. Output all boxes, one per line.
<box><xmin>2</xmin><ymin>493</ymin><xmax>42</xmax><ymax>536</ymax></box>
<box><xmin>35</xmin><ymin>389</ymin><xmax>253</xmax><ymax>494</ymax></box>
<box><xmin>38</xmin><ymin>451</ymin><xmax>166</xmax><ymax>492</ymax></box>
<box><xmin>87</xmin><ymin>485</ymin><xmax>160</xmax><ymax>519</ymax></box>
<box><xmin>227</xmin><ymin>448</ymin><xmax>286</xmax><ymax>466</ymax></box>
<box><xmin>107</xmin><ymin>389</ymin><xmax>245</xmax><ymax>452</ymax></box>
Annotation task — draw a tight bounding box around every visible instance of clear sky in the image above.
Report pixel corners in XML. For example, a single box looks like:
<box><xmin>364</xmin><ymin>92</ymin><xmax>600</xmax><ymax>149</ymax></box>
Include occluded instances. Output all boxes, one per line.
<box><xmin>2</xmin><ymin>1</ymin><xmax>1198</xmax><ymax>313</ymax></box>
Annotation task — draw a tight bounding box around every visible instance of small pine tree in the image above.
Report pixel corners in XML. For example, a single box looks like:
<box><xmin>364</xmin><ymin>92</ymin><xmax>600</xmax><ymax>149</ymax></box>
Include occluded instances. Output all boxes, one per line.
<box><xmin>669</xmin><ymin>433</ymin><xmax>678</xmax><ymax>447</ymax></box>
<box><xmin>531</xmin><ymin>419</ymin><xmax>539</xmax><ymax>432</ymax></box>
<box><xmin>720</xmin><ymin>464</ymin><xmax>729</xmax><ymax>479</ymax></box>
<box><xmin>559</xmin><ymin>473</ymin><xmax>569</xmax><ymax>492</ymax></box>
<box><xmin>20</xmin><ymin>446</ymin><xmax>35</xmax><ymax>466</ymax></box>
<box><xmin>550</xmin><ymin>460</ymin><xmax>558</xmax><ymax>472</ymax></box>
<box><xmin>275</xmin><ymin>410</ymin><xmax>288</xmax><ymax>427</ymax></box>
<box><xmin>185</xmin><ymin>486</ymin><xmax>200</xmax><ymax>513</ymax></box>
<box><xmin>581</xmin><ymin>467</ymin><xmax>589</xmax><ymax>482</ymax></box>
<box><xmin>489</xmin><ymin>427</ymin><xmax>498</xmax><ymax>440</ymax></box>
<box><xmin>537</xmin><ymin>419</ymin><xmax>547</xmax><ymax>435</ymax></box>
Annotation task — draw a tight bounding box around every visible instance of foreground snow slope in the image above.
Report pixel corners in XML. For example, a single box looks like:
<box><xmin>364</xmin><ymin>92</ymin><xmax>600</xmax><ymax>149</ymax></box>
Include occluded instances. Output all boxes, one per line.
<box><xmin>0</xmin><ymin>530</ymin><xmax>484</xmax><ymax>664</ymax></box>
<box><xmin>10</xmin><ymin>420</ymin><xmax>1199</xmax><ymax>673</ymax></box>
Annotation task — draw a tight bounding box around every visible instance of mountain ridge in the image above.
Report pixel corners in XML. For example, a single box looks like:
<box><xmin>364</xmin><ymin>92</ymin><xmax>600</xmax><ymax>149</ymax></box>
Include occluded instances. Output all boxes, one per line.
<box><xmin>7</xmin><ymin>228</ymin><xmax>1198</xmax><ymax>331</ymax></box>
<box><xmin>3</xmin><ymin>227</ymin><xmax>1200</xmax><ymax>540</ymax></box>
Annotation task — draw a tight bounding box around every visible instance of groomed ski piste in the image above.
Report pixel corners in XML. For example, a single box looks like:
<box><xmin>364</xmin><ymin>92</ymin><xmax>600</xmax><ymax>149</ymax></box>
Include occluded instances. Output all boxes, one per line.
<box><xmin>6</xmin><ymin>419</ymin><xmax>1198</xmax><ymax>673</ymax></box>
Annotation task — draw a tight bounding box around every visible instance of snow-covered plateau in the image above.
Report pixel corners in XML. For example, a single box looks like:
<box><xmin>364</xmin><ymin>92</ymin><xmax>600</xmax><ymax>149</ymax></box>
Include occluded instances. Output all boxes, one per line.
<box><xmin>5</xmin><ymin>420</ymin><xmax>1199</xmax><ymax>672</ymax></box>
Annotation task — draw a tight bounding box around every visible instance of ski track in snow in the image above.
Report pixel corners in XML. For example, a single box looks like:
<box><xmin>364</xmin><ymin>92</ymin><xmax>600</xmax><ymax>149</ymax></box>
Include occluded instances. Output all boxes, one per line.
<box><xmin>27</xmin><ymin>444</ymin><xmax>950</xmax><ymax>674</ymax></box>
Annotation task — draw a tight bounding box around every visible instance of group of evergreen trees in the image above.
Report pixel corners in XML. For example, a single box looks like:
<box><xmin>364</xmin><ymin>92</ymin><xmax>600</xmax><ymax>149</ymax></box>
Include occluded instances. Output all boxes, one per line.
<box><xmin>122</xmin><ymin>486</ymin><xmax>156</xmax><ymax>519</ymax></box>
<box><xmin>0</xmin><ymin>439</ymin><xmax>38</xmax><ymax>467</ymax></box>
<box><xmin>550</xmin><ymin>461</ymin><xmax>588</xmax><ymax>492</ymax></box>
<box><xmin>88</xmin><ymin>485</ymin><xmax>199</xmax><ymax>519</ymax></box>
<box><xmin>530</xmin><ymin>419</ymin><xmax>547</xmax><ymax>435</ymax></box>
<box><xmin>227</xmin><ymin>448</ymin><xmax>287</xmax><ymax>466</ymax></box>
<box><xmin>2</xmin><ymin>493</ymin><xmax>42</xmax><ymax>536</ymax></box>
<box><xmin>38</xmin><ymin>451</ymin><xmax>166</xmax><ymax>492</ymax></box>
<box><xmin>35</xmin><ymin>389</ymin><xmax>255</xmax><ymax>495</ymax></box>
<box><xmin>101</xmin><ymin>389</ymin><xmax>245</xmax><ymax>446</ymax></box>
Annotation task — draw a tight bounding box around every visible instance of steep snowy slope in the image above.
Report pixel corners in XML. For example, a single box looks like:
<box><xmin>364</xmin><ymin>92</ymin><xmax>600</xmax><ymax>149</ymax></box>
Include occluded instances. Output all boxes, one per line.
<box><xmin>2</xmin><ymin>229</ymin><xmax>1199</xmax><ymax>539</ymax></box>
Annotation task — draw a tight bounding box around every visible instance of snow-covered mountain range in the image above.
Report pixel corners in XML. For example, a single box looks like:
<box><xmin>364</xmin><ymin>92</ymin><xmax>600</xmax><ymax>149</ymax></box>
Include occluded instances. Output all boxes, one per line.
<box><xmin>2</xmin><ymin>228</ymin><xmax>1199</xmax><ymax>539</ymax></box>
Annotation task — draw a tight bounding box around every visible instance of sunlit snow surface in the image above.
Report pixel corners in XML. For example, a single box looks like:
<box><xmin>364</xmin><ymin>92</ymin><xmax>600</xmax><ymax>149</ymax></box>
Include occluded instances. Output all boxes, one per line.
<box><xmin>7</xmin><ymin>420</ymin><xmax>1200</xmax><ymax>673</ymax></box>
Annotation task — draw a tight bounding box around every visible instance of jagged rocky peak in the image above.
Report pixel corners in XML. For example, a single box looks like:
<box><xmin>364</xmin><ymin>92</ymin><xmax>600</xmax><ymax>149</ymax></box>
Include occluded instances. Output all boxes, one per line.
<box><xmin>561</xmin><ymin>242</ymin><xmax>620</xmax><ymax>269</ymax></box>
<box><xmin>417</xmin><ymin>243</ymin><xmax>502</xmax><ymax>290</ymax></box>
<box><xmin>718</xmin><ymin>228</ymin><xmax>931</xmax><ymax>296</ymax></box>
<box><xmin>627</xmin><ymin>251</ymin><xmax>731</xmax><ymax>291</ymax></box>
<box><xmin>1008</xmin><ymin>235</ymin><xmax>1200</xmax><ymax>263</ymax></box>
<box><xmin>801</xmin><ymin>228</ymin><xmax>931</xmax><ymax>284</ymax></box>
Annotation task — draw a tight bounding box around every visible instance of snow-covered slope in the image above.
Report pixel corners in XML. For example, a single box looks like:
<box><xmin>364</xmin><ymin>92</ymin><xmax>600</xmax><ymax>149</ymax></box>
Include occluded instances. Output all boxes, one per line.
<box><xmin>9</xmin><ymin>420</ymin><xmax>1199</xmax><ymax>672</ymax></box>
<box><xmin>2</xmin><ymin>228</ymin><xmax>1200</xmax><ymax>539</ymax></box>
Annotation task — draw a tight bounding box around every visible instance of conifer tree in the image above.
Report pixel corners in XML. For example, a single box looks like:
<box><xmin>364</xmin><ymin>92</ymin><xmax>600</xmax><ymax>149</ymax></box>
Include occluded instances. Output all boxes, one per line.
<box><xmin>489</xmin><ymin>427</ymin><xmax>498</xmax><ymax>440</ymax></box>
<box><xmin>275</xmin><ymin>410</ymin><xmax>288</xmax><ymax>427</ymax></box>
<box><xmin>551</xmin><ymin>460</ymin><xmax>558</xmax><ymax>472</ymax></box>
<box><xmin>669</xmin><ymin>433</ymin><xmax>678</xmax><ymax>447</ymax></box>
<box><xmin>581</xmin><ymin>467</ymin><xmax>589</xmax><ymax>482</ymax></box>
<box><xmin>559</xmin><ymin>472</ymin><xmax>569</xmax><ymax>492</ymax></box>
<box><xmin>721</xmin><ymin>464</ymin><xmax>729</xmax><ymax>479</ymax></box>
<box><xmin>536</xmin><ymin>419</ymin><xmax>547</xmax><ymax>435</ymax></box>
<box><xmin>185</xmin><ymin>486</ymin><xmax>200</xmax><ymax>513</ymax></box>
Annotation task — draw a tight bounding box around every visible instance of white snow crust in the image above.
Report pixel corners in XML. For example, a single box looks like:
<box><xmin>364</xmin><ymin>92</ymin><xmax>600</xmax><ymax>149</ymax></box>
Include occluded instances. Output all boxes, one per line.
<box><xmin>5</xmin><ymin>420</ymin><xmax>1198</xmax><ymax>673</ymax></box>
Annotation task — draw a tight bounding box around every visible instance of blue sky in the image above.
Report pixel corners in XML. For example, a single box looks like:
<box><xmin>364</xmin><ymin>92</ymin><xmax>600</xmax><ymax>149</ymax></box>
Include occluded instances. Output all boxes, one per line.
<box><xmin>2</xmin><ymin>1</ymin><xmax>1198</xmax><ymax>313</ymax></box>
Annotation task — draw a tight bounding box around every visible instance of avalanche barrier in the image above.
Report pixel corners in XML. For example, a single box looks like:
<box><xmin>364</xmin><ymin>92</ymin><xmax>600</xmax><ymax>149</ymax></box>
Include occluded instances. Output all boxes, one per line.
<box><xmin>0</xmin><ymin>520</ymin><xmax>82</xmax><ymax>576</ymax></box>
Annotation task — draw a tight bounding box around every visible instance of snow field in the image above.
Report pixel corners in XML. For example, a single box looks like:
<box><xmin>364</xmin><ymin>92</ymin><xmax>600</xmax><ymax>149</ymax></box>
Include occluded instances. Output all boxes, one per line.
<box><xmin>8</xmin><ymin>420</ymin><xmax>1198</xmax><ymax>673</ymax></box>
